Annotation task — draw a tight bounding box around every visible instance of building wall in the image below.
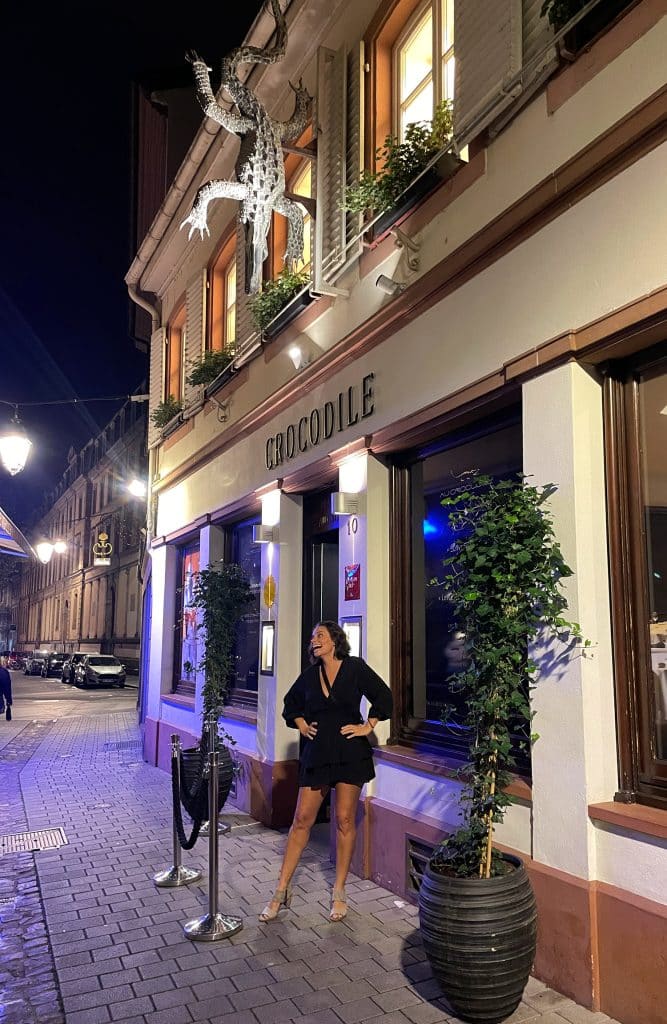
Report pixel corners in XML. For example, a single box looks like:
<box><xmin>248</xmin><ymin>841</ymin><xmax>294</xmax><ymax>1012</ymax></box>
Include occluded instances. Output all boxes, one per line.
<box><xmin>17</xmin><ymin>397</ymin><xmax>147</xmax><ymax>671</ymax></box>
<box><xmin>129</xmin><ymin>4</ymin><xmax>667</xmax><ymax>1023</ymax></box>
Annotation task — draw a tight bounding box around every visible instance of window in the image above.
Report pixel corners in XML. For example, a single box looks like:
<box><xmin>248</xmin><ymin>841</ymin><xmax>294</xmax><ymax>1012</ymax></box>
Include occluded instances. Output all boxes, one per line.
<box><xmin>605</xmin><ymin>345</ymin><xmax>667</xmax><ymax>809</ymax></box>
<box><xmin>390</xmin><ymin>412</ymin><xmax>525</xmax><ymax>764</ymax></box>
<box><xmin>165</xmin><ymin>302</ymin><xmax>186</xmax><ymax>401</ymax></box>
<box><xmin>266</xmin><ymin>125</ymin><xmax>314</xmax><ymax>282</ymax></box>
<box><xmin>394</xmin><ymin>0</ymin><xmax>453</xmax><ymax>140</ymax></box>
<box><xmin>209</xmin><ymin>233</ymin><xmax>237</xmax><ymax>353</ymax></box>
<box><xmin>227</xmin><ymin>517</ymin><xmax>261</xmax><ymax>708</ymax></box>
<box><xmin>174</xmin><ymin>543</ymin><xmax>200</xmax><ymax>690</ymax></box>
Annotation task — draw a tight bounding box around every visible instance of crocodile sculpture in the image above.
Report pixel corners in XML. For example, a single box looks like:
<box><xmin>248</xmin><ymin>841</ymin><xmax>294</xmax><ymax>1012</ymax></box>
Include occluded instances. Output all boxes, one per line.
<box><xmin>181</xmin><ymin>0</ymin><xmax>311</xmax><ymax>294</ymax></box>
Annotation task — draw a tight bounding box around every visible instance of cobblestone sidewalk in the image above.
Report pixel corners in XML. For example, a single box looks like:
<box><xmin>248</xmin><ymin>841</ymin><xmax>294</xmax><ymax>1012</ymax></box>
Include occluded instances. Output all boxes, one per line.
<box><xmin>4</xmin><ymin>711</ymin><xmax>620</xmax><ymax>1024</ymax></box>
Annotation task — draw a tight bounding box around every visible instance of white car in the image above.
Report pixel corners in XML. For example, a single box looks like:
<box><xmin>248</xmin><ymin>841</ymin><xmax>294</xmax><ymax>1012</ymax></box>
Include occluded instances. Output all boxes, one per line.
<box><xmin>74</xmin><ymin>655</ymin><xmax>126</xmax><ymax>688</ymax></box>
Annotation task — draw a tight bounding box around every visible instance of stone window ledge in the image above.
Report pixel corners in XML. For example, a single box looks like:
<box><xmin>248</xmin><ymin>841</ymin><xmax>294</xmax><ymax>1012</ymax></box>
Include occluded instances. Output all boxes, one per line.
<box><xmin>375</xmin><ymin>744</ymin><xmax>531</xmax><ymax>802</ymax></box>
<box><xmin>589</xmin><ymin>801</ymin><xmax>667</xmax><ymax>841</ymax></box>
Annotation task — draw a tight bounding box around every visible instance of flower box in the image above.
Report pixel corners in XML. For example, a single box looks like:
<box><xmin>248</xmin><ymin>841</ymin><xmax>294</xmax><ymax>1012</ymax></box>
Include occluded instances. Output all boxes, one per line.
<box><xmin>372</xmin><ymin>152</ymin><xmax>463</xmax><ymax>242</ymax></box>
<box><xmin>263</xmin><ymin>289</ymin><xmax>315</xmax><ymax>341</ymax></box>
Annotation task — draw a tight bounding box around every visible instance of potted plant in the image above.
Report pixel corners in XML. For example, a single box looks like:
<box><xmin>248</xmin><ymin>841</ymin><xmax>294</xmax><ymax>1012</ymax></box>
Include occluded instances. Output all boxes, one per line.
<box><xmin>151</xmin><ymin>395</ymin><xmax>183</xmax><ymax>431</ymax></box>
<box><xmin>249</xmin><ymin>267</ymin><xmax>311</xmax><ymax>340</ymax></box>
<box><xmin>541</xmin><ymin>0</ymin><xmax>633</xmax><ymax>57</ymax></box>
<box><xmin>418</xmin><ymin>473</ymin><xmax>588</xmax><ymax>1024</ymax></box>
<box><xmin>185</xmin><ymin>348</ymin><xmax>234</xmax><ymax>389</ymax></box>
<box><xmin>179</xmin><ymin>562</ymin><xmax>254</xmax><ymax>823</ymax></box>
<box><xmin>344</xmin><ymin>100</ymin><xmax>460</xmax><ymax>239</ymax></box>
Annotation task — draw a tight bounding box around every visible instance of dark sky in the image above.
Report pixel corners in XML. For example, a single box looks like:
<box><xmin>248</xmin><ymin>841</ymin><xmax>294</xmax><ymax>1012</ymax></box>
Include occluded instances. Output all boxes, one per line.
<box><xmin>0</xmin><ymin>1</ymin><xmax>262</xmax><ymax>528</ymax></box>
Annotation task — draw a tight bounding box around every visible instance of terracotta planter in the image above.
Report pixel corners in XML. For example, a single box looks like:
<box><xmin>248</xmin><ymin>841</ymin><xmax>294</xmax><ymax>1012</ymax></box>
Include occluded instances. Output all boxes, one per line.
<box><xmin>418</xmin><ymin>854</ymin><xmax>537</xmax><ymax>1024</ymax></box>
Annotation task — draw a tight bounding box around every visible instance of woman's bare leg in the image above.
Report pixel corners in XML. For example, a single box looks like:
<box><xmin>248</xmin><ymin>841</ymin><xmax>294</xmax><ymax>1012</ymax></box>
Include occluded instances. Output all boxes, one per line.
<box><xmin>332</xmin><ymin>782</ymin><xmax>363</xmax><ymax>911</ymax></box>
<box><xmin>259</xmin><ymin>785</ymin><xmax>328</xmax><ymax>916</ymax></box>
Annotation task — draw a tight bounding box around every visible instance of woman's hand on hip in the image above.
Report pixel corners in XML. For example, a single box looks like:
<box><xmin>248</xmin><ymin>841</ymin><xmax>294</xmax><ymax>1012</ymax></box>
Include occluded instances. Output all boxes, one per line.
<box><xmin>299</xmin><ymin>721</ymin><xmax>318</xmax><ymax>740</ymax></box>
<box><xmin>340</xmin><ymin>722</ymin><xmax>372</xmax><ymax>739</ymax></box>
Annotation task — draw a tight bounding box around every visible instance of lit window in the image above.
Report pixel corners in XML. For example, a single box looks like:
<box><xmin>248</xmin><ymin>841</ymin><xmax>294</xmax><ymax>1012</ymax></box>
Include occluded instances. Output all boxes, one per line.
<box><xmin>290</xmin><ymin>161</ymin><xmax>312</xmax><ymax>275</ymax></box>
<box><xmin>165</xmin><ymin>303</ymin><xmax>186</xmax><ymax>401</ymax></box>
<box><xmin>209</xmin><ymin>233</ymin><xmax>237</xmax><ymax>352</ymax></box>
<box><xmin>394</xmin><ymin>0</ymin><xmax>454</xmax><ymax>141</ymax></box>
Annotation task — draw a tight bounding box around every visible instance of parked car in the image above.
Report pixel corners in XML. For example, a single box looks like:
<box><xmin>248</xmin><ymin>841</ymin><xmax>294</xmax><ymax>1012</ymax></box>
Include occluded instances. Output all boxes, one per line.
<box><xmin>74</xmin><ymin>655</ymin><xmax>126</xmax><ymax>688</ymax></box>
<box><xmin>24</xmin><ymin>650</ymin><xmax>50</xmax><ymax>675</ymax></box>
<box><xmin>41</xmin><ymin>653</ymin><xmax>65</xmax><ymax>678</ymax></box>
<box><xmin>61</xmin><ymin>652</ymin><xmax>86</xmax><ymax>684</ymax></box>
<box><xmin>6</xmin><ymin>652</ymin><xmax>27</xmax><ymax>671</ymax></box>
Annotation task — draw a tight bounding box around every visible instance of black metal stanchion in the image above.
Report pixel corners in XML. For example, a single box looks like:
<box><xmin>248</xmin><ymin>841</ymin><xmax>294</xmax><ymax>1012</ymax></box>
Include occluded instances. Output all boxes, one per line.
<box><xmin>183</xmin><ymin>714</ymin><xmax>242</xmax><ymax>941</ymax></box>
<box><xmin>154</xmin><ymin>735</ymin><xmax>202</xmax><ymax>888</ymax></box>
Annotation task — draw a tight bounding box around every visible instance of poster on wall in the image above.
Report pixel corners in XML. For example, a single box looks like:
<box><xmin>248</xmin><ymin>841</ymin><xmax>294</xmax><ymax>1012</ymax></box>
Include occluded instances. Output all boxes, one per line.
<box><xmin>344</xmin><ymin>563</ymin><xmax>361</xmax><ymax>602</ymax></box>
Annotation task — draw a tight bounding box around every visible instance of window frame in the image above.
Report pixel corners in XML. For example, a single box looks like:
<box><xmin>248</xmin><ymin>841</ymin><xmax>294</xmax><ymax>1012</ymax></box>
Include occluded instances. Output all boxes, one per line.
<box><xmin>392</xmin><ymin>0</ymin><xmax>453</xmax><ymax>142</ymax></box>
<box><xmin>388</xmin><ymin>405</ymin><xmax>529</xmax><ymax>772</ymax></box>
<box><xmin>165</xmin><ymin>300</ymin><xmax>186</xmax><ymax>402</ymax></box>
<box><xmin>265</xmin><ymin>124</ymin><xmax>314</xmax><ymax>284</ymax></box>
<box><xmin>208</xmin><ymin>231</ymin><xmax>237</xmax><ymax>353</ymax></box>
<box><xmin>223</xmin><ymin>514</ymin><xmax>262</xmax><ymax>711</ymax></box>
<box><xmin>172</xmin><ymin>540</ymin><xmax>201</xmax><ymax>693</ymax></box>
<box><xmin>603</xmin><ymin>341</ymin><xmax>667</xmax><ymax>810</ymax></box>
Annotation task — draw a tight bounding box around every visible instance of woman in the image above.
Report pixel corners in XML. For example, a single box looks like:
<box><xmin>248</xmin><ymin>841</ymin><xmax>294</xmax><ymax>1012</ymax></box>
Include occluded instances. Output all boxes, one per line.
<box><xmin>259</xmin><ymin>621</ymin><xmax>392</xmax><ymax>923</ymax></box>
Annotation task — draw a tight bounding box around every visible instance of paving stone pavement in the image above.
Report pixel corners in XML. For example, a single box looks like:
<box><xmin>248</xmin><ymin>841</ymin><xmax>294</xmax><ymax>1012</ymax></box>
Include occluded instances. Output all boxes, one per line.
<box><xmin>2</xmin><ymin>710</ymin><xmax>622</xmax><ymax>1024</ymax></box>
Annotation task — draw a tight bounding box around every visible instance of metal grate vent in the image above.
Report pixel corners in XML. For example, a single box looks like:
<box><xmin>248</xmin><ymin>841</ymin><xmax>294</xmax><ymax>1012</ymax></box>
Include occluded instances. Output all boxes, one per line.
<box><xmin>0</xmin><ymin>827</ymin><xmax>68</xmax><ymax>856</ymax></box>
<box><xmin>104</xmin><ymin>740</ymin><xmax>142</xmax><ymax>751</ymax></box>
<box><xmin>406</xmin><ymin>835</ymin><xmax>435</xmax><ymax>902</ymax></box>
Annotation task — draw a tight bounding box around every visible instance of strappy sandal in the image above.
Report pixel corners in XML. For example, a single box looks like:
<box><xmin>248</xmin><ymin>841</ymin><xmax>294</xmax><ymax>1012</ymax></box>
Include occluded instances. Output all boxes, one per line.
<box><xmin>258</xmin><ymin>885</ymin><xmax>292</xmax><ymax>922</ymax></box>
<box><xmin>330</xmin><ymin>887</ymin><xmax>348</xmax><ymax>922</ymax></box>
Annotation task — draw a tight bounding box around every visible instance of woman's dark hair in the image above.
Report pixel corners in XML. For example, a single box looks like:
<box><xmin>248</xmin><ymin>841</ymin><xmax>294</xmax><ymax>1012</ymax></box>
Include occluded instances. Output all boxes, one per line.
<box><xmin>308</xmin><ymin>620</ymin><xmax>351</xmax><ymax>663</ymax></box>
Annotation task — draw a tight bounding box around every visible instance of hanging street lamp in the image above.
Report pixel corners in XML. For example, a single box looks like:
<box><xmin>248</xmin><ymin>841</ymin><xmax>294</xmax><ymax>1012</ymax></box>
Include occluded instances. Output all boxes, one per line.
<box><xmin>0</xmin><ymin>409</ymin><xmax>32</xmax><ymax>476</ymax></box>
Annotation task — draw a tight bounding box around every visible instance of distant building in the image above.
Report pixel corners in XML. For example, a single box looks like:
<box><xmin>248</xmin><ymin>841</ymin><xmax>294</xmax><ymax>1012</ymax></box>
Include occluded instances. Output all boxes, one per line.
<box><xmin>0</xmin><ymin>506</ymin><xmax>31</xmax><ymax>650</ymax></box>
<box><xmin>16</xmin><ymin>392</ymin><xmax>147</xmax><ymax>670</ymax></box>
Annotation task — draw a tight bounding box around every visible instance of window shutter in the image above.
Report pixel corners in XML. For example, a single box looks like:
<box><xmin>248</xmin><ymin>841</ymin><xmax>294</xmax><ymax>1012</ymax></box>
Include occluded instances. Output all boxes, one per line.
<box><xmin>453</xmin><ymin>0</ymin><xmax>523</xmax><ymax>149</ymax></box>
<box><xmin>521</xmin><ymin>0</ymin><xmax>558</xmax><ymax>89</ymax></box>
<box><xmin>314</xmin><ymin>46</ymin><xmax>347</xmax><ymax>290</ymax></box>
<box><xmin>345</xmin><ymin>41</ymin><xmax>365</xmax><ymax>270</ymax></box>
<box><xmin>148</xmin><ymin>326</ymin><xmax>165</xmax><ymax>449</ymax></box>
<box><xmin>184</xmin><ymin>269</ymin><xmax>207</xmax><ymax>406</ymax></box>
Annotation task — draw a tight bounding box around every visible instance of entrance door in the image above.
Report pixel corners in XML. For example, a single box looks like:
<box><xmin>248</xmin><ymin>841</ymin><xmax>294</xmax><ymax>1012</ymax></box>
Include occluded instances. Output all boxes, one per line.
<box><xmin>301</xmin><ymin>489</ymin><xmax>339</xmax><ymax>669</ymax></box>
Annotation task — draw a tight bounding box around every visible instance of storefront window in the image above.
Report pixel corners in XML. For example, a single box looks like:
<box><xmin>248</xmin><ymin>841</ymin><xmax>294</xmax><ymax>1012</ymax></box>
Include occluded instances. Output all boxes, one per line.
<box><xmin>606</xmin><ymin>347</ymin><xmax>667</xmax><ymax>808</ymax></box>
<box><xmin>174</xmin><ymin>543</ymin><xmax>200</xmax><ymax>690</ymax></box>
<box><xmin>392</xmin><ymin>415</ymin><xmax>525</xmax><ymax>763</ymax></box>
<box><xmin>641</xmin><ymin>368</ymin><xmax>667</xmax><ymax>763</ymax></box>
<box><xmin>228</xmin><ymin>518</ymin><xmax>261</xmax><ymax>706</ymax></box>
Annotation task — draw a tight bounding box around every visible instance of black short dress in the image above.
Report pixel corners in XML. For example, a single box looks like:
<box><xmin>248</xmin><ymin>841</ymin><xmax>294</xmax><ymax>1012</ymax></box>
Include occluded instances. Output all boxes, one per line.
<box><xmin>283</xmin><ymin>656</ymin><xmax>393</xmax><ymax>788</ymax></box>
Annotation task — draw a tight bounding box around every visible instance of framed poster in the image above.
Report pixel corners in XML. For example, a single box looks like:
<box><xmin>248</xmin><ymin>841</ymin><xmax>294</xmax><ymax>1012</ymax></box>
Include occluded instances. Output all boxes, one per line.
<box><xmin>344</xmin><ymin>563</ymin><xmax>361</xmax><ymax>601</ymax></box>
<box><xmin>340</xmin><ymin>616</ymin><xmax>362</xmax><ymax>658</ymax></box>
<box><xmin>260</xmin><ymin>621</ymin><xmax>275</xmax><ymax>675</ymax></box>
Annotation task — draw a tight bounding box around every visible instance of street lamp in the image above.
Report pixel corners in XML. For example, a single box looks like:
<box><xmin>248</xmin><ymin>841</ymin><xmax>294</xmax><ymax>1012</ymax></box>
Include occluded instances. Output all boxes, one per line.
<box><xmin>34</xmin><ymin>540</ymin><xmax>67</xmax><ymax>564</ymax></box>
<box><xmin>127</xmin><ymin>478</ymin><xmax>147</xmax><ymax>498</ymax></box>
<box><xmin>0</xmin><ymin>410</ymin><xmax>32</xmax><ymax>476</ymax></box>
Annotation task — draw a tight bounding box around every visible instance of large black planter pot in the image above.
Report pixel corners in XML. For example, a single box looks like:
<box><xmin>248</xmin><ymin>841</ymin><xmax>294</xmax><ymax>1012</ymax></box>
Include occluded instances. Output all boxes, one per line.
<box><xmin>418</xmin><ymin>854</ymin><xmax>537</xmax><ymax>1024</ymax></box>
<box><xmin>180</xmin><ymin>744</ymin><xmax>235</xmax><ymax>821</ymax></box>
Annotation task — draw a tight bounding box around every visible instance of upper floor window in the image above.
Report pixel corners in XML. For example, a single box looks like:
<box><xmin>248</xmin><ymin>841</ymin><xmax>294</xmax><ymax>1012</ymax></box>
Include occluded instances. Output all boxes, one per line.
<box><xmin>266</xmin><ymin>125</ymin><xmax>313</xmax><ymax>282</ymax></box>
<box><xmin>394</xmin><ymin>0</ymin><xmax>454</xmax><ymax>140</ymax></box>
<box><xmin>165</xmin><ymin>302</ymin><xmax>186</xmax><ymax>401</ymax></box>
<box><xmin>209</xmin><ymin>233</ymin><xmax>237</xmax><ymax>353</ymax></box>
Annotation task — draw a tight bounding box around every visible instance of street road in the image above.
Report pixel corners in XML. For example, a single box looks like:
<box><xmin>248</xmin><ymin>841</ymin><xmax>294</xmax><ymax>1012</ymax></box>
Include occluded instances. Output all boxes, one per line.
<box><xmin>5</xmin><ymin>669</ymin><xmax>139</xmax><ymax>721</ymax></box>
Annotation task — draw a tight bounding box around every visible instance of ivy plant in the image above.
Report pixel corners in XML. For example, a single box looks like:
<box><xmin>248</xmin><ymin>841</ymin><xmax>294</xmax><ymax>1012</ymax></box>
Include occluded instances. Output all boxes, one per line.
<box><xmin>430</xmin><ymin>473</ymin><xmax>589</xmax><ymax>879</ymax></box>
<box><xmin>249</xmin><ymin>267</ymin><xmax>310</xmax><ymax>333</ymax></box>
<box><xmin>151</xmin><ymin>395</ymin><xmax>183</xmax><ymax>429</ymax></box>
<box><xmin>185</xmin><ymin>348</ymin><xmax>234</xmax><ymax>388</ymax></box>
<box><xmin>191</xmin><ymin>561</ymin><xmax>254</xmax><ymax>736</ymax></box>
<box><xmin>344</xmin><ymin>100</ymin><xmax>454</xmax><ymax>216</ymax></box>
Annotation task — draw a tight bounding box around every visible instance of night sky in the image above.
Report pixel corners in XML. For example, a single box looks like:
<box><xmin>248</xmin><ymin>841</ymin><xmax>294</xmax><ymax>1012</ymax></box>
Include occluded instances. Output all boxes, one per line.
<box><xmin>0</xmin><ymin>1</ymin><xmax>262</xmax><ymax>528</ymax></box>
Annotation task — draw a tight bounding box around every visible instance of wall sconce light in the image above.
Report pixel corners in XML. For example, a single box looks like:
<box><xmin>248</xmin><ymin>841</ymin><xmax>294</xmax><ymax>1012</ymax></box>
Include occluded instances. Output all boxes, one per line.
<box><xmin>287</xmin><ymin>345</ymin><xmax>310</xmax><ymax>371</ymax></box>
<box><xmin>253</xmin><ymin>524</ymin><xmax>279</xmax><ymax>544</ymax></box>
<box><xmin>331</xmin><ymin>491</ymin><xmax>366</xmax><ymax>517</ymax></box>
<box><xmin>260</xmin><ymin>621</ymin><xmax>276</xmax><ymax>675</ymax></box>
